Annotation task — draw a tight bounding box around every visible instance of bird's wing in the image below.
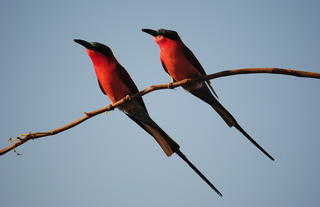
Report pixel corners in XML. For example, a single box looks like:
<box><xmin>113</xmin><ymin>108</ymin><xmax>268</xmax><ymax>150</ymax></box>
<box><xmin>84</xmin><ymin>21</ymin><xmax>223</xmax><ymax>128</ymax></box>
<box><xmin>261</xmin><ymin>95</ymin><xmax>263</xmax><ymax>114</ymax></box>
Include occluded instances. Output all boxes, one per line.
<box><xmin>182</xmin><ymin>47</ymin><xmax>219</xmax><ymax>98</ymax></box>
<box><xmin>116</xmin><ymin>64</ymin><xmax>148</xmax><ymax>112</ymax></box>
<box><xmin>97</xmin><ymin>79</ymin><xmax>107</xmax><ymax>95</ymax></box>
<box><xmin>182</xmin><ymin>47</ymin><xmax>206</xmax><ymax>76</ymax></box>
<box><xmin>161</xmin><ymin>60</ymin><xmax>176</xmax><ymax>82</ymax></box>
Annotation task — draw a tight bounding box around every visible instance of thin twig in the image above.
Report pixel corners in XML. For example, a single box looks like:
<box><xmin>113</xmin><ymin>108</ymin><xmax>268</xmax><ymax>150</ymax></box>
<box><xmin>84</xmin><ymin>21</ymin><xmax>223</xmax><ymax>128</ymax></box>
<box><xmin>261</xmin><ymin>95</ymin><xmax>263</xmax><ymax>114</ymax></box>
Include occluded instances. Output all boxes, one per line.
<box><xmin>1</xmin><ymin>68</ymin><xmax>319</xmax><ymax>156</ymax></box>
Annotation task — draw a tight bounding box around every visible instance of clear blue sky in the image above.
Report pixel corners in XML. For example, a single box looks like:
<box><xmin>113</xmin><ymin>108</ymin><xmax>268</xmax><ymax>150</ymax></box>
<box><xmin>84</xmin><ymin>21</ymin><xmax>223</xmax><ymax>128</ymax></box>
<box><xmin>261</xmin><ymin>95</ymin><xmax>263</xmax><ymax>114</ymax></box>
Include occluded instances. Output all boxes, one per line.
<box><xmin>1</xmin><ymin>0</ymin><xmax>320</xmax><ymax>206</ymax></box>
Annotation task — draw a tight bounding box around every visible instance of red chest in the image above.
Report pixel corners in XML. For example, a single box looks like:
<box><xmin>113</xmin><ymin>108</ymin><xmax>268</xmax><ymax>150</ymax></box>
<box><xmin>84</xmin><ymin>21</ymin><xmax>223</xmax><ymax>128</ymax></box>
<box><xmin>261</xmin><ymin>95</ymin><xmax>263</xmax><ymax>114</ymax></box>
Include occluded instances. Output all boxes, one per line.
<box><xmin>160</xmin><ymin>50</ymin><xmax>201</xmax><ymax>81</ymax></box>
<box><xmin>87</xmin><ymin>50</ymin><xmax>132</xmax><ymax>103</ymax></box>
<box><xmin>94</xmin><ymin>64</ymin><xmax>131</xmax><ymax>103</ymax></box>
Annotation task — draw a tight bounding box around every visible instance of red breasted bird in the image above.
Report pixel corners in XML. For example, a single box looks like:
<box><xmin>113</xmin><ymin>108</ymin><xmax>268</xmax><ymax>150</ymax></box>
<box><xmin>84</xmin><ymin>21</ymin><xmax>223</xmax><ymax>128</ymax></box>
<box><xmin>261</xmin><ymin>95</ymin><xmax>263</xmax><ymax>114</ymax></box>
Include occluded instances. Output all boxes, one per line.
<box><xmin>142</xmin><ymin>29</ymin><xmax>274</xmax><ymax>161</ymax></box>
<box><xmin>74</xmin><ymin>39</ymin><xmax>223</xmax><ymax>196</ymax></box>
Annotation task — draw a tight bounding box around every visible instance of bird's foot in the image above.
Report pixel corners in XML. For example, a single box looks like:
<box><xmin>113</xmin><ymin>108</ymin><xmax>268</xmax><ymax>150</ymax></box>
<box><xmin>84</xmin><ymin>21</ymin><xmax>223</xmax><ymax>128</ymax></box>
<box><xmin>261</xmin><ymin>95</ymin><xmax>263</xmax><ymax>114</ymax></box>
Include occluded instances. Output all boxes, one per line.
<box><xmin>125</xmin><ymin>95</ymin><xmax>132</xmax><ymax>101</ymax></box>
<box><xmin>168</xmin><ymin>82</ymin><xmax>175</xmax><ymax>89</ymax></box>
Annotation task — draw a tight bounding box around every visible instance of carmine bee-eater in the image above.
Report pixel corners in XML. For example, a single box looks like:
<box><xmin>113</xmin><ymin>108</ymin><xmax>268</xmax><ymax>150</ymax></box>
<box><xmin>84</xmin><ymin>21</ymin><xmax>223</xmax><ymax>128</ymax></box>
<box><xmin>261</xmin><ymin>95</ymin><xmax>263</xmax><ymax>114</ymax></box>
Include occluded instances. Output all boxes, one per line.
<box><xmin>74</xmin><ymin>39</ymin><xmax>223</xmax><ymax>196</ymax></box>
<box><xmin>142</xmin><ymin>28</ymin><xmax>274</xmax><ymax>161</ymax></box>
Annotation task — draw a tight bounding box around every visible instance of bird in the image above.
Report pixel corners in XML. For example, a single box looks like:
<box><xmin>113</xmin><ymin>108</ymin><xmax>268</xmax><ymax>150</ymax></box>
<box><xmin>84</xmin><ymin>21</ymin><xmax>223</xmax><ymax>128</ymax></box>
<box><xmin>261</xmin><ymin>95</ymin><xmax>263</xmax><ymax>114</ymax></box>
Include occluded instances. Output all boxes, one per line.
<box><xmin>74</xmin><ymin>39</ymin><xmax>223</xmax><ymax>196</ymax></box>
<box><xmin>141</xmin><ymin>28</ymin><xmax>274</xmax><ymax>161</ymax></box>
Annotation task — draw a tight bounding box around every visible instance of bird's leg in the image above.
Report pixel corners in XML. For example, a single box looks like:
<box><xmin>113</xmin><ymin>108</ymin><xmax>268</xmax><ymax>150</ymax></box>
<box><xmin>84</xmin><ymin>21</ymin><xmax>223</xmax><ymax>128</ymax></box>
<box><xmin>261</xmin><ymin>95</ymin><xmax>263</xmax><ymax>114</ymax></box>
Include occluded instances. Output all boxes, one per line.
<box><xmin>124</xmin><ymin>94</ymin><xmax>132</xmax><ymax>102</ymax></box>
<box><xmin>167</xmin><ymin>78</ymin><xmax>176</xmax><ymax>89</ymax></box>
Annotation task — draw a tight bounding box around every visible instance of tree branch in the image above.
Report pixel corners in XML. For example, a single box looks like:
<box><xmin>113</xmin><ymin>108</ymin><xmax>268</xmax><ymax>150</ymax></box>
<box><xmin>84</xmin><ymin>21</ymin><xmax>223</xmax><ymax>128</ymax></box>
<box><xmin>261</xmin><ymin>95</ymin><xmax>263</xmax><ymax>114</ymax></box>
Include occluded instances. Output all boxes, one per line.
<box><xmin>1</xmin><ymin>68</ymin><xmax>319</xmax><ymax>156</ymax></box>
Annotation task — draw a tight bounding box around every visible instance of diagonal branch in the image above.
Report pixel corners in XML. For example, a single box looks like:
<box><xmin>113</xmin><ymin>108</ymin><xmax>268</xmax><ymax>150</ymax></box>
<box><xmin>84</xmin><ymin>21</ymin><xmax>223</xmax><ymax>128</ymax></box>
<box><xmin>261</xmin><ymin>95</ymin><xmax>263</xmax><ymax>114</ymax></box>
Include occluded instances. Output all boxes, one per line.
<box><xmin>1</xmin><ymin>68</ymin><xmax>319</xmax><ymax>156</ymax></box>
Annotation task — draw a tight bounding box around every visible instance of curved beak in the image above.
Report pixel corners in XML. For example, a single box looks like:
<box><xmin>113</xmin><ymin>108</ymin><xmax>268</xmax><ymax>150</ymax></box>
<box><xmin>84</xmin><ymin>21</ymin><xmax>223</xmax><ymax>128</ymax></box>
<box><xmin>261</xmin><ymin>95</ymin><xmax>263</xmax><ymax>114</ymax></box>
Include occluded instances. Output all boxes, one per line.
<box><xmin>141</xmin><ymin>29</ymin><xmax>158</xmax><ymax>37</ymax></box>
<box><xmin>74</xmin><ymin>39</ymin><xmax>93</xmax><ymax>50</ymax></box>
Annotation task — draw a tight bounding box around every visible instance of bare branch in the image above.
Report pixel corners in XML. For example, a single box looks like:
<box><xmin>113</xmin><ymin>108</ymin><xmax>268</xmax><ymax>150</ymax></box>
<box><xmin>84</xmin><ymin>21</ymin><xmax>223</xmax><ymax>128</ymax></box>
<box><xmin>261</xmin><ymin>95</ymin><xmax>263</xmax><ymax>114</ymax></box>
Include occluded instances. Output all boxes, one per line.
<box><xmin>1</xmin><ymin>68</ymin><xmax>319</xmax><ymax>156</ymax></box>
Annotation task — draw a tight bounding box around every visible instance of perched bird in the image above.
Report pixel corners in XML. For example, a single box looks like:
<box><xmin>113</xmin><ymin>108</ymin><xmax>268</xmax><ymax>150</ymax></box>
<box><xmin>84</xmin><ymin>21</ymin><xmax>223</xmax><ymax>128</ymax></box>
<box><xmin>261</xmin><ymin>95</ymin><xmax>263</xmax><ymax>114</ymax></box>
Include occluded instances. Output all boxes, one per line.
<box><xmin>74</xmin><ymin>39</ymin><xmax>223</xmax><ymax>196</ymax></box>
<box><xmin>142</xmin><ymin>28</ymin><xmax>274</xmax><ymax>161</ymax></box>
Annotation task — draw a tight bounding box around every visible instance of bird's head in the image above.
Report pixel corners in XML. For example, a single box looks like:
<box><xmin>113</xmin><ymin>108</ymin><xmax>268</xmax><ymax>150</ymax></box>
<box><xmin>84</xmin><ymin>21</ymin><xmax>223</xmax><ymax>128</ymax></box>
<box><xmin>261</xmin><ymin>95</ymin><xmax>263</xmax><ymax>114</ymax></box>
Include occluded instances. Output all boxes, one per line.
<box><xmin>142</xmin><ymin>28</ymin><xmax>181</xmax><ymax>46</ymax></box>
<box><xmin>74</xmin><ymin>39</ymin><xmax>115</xmax><ymax>66</ymax></box>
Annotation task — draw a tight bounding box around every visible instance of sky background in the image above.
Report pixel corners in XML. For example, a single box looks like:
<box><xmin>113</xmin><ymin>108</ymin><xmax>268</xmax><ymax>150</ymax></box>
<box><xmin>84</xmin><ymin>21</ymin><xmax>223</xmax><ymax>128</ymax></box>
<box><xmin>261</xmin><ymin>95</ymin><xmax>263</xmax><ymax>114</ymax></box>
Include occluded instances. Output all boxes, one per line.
<box><xmin>1</xmin><ymin>0</ymin><xmax>320</xmax><ymax>206</ymax></box>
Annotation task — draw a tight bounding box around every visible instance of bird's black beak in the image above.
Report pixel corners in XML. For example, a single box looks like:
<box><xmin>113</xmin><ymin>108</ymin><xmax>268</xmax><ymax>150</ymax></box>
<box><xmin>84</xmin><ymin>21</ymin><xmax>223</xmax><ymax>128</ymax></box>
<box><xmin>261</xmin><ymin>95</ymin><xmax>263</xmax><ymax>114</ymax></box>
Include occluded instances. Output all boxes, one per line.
<box><xmin>141</xmin><ymin>29</ymin><xmax>158</xmax><ymax>37</ymax></box>
<box><xmin>74</xmin><ymin>39</ymin><xmax>93</xmax><ymax>50</ymax></box>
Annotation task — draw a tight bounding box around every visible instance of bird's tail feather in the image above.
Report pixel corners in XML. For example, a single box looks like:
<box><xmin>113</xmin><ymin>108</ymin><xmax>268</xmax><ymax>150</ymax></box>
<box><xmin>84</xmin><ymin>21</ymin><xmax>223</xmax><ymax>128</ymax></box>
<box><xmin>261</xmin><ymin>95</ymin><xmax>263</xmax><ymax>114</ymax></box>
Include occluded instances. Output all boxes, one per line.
<box><xmin>189</xmin><ymin>85</ymin><xmax>274</xmax><ymax>161</ymax></box>
<box><xmin>207</xmin><ymin>81</ymin><xmax>219</xmax><ymax>99</ymax></box>
<box><xmin>176</xmin><ymin>149</ymin><xmax>223</xmax><ymax>196</ymax></box>
<box><xmin>126</xmin><ymin>115</ymin><xmax>180</xmax><ymax>156</ymax></box>
<box><xmin>127</xmin><ymin>115</ymin><xmax>222</xmax><ymax>195</ymax></box>
<box><xmin>234</xmin><ymin>124</ymin><xmax>274</xmax><ymax>161</ymax></box>
<box><xmin>189</xmin><ymin>85</ymin><xmax>236</xmax><ymax>127</ymax></box>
